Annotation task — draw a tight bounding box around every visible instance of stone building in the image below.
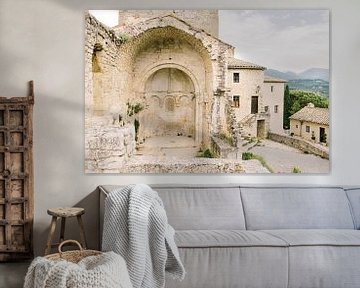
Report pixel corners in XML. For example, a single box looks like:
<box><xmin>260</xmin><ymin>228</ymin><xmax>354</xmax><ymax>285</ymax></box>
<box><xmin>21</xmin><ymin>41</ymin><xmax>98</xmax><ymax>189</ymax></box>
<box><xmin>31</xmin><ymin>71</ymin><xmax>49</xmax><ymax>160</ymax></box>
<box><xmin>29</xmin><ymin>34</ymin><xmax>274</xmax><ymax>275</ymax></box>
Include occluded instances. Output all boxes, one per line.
<box><xmin>85</xmin><ymin>10</ymin><xmax>286</xmax><ymax>171</ymax></box>
<box><xmin>227</xmin><ymin>60</ymin><xmax>286</xmax><ymax>139</ymax></box>
<box><xmin>289</xmin><ymin>103</ymin><xmax>329</xmax><ymax>145</ymax></box>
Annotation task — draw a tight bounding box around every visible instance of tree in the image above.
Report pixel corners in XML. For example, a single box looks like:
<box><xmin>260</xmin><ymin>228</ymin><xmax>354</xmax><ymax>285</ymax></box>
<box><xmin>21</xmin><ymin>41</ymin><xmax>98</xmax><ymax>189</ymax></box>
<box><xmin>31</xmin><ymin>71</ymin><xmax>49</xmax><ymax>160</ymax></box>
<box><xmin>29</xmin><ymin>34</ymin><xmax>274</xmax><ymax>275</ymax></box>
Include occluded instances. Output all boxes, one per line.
<box><xmin>283</xmin><ymin>85</ymin><xmax>291</xmax><ymax>129</ymax></box>
<box><xmin>283</xmin><ymin>89</ymin><xmax>329</xmax><ymax>129</ymax></box>
<box><xmin>290</xmin><ymin>101</ymin><xmax>301</xmax><ymax>116</ymax></box>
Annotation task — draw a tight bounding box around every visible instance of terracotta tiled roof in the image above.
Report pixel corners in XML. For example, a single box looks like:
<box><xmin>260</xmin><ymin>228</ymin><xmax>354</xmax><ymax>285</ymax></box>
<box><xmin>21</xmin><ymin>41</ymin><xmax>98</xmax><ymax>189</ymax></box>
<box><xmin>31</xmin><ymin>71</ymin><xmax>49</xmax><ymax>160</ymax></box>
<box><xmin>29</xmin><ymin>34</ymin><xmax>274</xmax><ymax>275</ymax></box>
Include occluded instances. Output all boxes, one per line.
<box><xmin>290</xmin><ymin>106</ymin><xmax>329</xmax><ymax>125</ymax></box>
<box><xmin>264</xmin><ymin>76</ymin><xmax>287</xmax><ymax>83</ymax></box>
<box><xmin>227</xmin><ymin>57</ymin><xmax>266</xmax><ymax>70</ymax></box>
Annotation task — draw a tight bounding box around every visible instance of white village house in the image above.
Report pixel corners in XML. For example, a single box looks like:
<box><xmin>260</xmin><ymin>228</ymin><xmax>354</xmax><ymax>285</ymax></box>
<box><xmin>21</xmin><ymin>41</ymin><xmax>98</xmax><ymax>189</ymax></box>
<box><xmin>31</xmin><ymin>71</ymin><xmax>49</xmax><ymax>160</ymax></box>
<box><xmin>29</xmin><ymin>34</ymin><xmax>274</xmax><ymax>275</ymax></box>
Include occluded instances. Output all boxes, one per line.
<box><xmin>289</xmin><ymin>103</ymin><xmax>329</xmax><ymax>145</ymax></box>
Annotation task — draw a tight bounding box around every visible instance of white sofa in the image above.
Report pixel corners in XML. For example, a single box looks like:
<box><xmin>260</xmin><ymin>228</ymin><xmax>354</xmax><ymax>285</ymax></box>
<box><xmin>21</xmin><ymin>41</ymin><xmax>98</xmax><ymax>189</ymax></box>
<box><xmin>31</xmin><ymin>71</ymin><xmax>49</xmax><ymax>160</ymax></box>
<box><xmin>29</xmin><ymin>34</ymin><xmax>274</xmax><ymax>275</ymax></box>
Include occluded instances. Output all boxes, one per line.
<box><xmin>99</xmin><ymin>185</ymin><xmax>360</xmax><ymax>288</ymax></box>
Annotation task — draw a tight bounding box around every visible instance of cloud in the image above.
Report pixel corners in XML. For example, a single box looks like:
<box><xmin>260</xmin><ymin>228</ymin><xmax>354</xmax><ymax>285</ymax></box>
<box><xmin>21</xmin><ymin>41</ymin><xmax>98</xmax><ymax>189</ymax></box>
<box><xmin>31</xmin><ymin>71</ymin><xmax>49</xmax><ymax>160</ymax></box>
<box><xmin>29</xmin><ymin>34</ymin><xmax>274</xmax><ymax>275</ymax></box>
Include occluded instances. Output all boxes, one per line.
<box><xmin>219</xmin><ymin>10</ymin><xmax>329</xmax><ymax>73</ymax></box>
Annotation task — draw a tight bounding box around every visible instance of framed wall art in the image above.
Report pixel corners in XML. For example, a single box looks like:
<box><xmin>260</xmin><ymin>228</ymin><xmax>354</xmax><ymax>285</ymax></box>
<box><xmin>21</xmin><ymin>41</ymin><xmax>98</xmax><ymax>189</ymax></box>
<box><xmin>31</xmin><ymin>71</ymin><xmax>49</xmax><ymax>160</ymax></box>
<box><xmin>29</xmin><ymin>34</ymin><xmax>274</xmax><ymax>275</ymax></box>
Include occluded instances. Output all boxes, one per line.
<box><xmin>85</xmin><ymin>10</ymin><xmax>329</xmax><ymax>174</ymax></box>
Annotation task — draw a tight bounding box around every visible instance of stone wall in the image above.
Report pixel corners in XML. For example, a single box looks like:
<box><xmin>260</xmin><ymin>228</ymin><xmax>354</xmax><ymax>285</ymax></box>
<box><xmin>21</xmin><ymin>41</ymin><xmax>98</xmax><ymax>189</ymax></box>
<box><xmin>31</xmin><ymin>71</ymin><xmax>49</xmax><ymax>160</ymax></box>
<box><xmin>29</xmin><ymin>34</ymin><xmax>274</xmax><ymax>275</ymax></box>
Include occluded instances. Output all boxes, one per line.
<box><xmin>269</xmin><ymin>132</ymin><xmax>329</xmax><ymax>159</ymax></box>
<box><xmin>113</xmin><ymin>16</ymin><xmax>234</xmax><ymax>147</ymax></box>
<box><xmin>211</xmin><ymin>136</ymin><xmax>239</xmax><ymax>159</ymax></box>
<box><xmin>85</xmin><ymin>13</ymin><xmax>121</xmax><ymax>115</ymax></box>
<box><xmin>85</xmin><ymin>125</ymin><xmax>136</xmax><ymax>173</ymax></box>
<box><xmin>117</xmin><ymin>10</ymin><xmax>219</xmax><ymax>38</ymax></box>
<box><xmin>139</xmin><ymin>68</ymin><xmax>196</xmax><ymax>140</ymax></box>
<box><xmin>115</xmin><ymin>15</ymin><xmax>233</xmax><ymax>95</ymax></box>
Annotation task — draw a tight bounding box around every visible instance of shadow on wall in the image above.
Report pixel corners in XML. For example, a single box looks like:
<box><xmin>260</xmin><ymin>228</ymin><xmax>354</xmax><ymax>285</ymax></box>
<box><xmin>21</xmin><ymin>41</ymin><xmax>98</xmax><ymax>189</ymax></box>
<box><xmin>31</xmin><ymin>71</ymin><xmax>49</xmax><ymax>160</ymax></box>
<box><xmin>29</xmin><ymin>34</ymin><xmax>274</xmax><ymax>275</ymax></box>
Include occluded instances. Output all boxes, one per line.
<box><xmin>37</xmin><ymin>187</ymin><xmax>100</xmax><ymax>256</ymax></box>
<box><xmin>31</xmin><ymin>85</ymin><xmax>86</xmax><ymax>256</ymax></box>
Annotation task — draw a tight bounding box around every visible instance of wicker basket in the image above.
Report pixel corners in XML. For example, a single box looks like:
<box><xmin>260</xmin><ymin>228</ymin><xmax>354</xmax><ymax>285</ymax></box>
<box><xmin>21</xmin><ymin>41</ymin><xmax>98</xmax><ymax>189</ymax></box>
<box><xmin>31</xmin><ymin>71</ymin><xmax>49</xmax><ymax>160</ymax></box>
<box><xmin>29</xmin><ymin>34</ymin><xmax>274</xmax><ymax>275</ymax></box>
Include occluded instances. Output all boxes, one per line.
<box><xmin>45</xmin><ymin>240</ymin><xmax>102</xmax><ymax>263</ymax></box>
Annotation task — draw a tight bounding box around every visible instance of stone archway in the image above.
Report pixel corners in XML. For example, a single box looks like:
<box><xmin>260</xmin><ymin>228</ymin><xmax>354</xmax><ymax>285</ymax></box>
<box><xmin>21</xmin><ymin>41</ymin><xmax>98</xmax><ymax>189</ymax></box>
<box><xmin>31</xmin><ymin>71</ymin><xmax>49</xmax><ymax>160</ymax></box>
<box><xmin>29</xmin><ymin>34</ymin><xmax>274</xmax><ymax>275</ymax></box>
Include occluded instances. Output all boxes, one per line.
<box><xmin>118</xmin><ymin>25</ymin><xmax>215</xmax><ymax>149</ymax></box>
<box><xmin>139</xmin><ymin>67</ymin><xmax>196</xmax><ymax>143</ymax></box>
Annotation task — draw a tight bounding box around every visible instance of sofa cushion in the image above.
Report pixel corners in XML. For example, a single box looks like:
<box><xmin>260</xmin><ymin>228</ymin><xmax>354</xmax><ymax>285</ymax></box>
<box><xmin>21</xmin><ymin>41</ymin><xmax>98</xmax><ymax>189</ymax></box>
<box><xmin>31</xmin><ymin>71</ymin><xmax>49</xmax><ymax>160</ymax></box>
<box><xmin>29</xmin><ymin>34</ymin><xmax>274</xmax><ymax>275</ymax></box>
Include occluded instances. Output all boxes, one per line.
<box><xmin>165</xmin><ymin>246</ymin><xmax>288</xmax><ymax>288</ymax></box>
<box><xmin>261</xmin><ymin>230</ymin><xmax>360</xmax><ymax>288</ymax></box>
<box><xmin>241</xmin><ymin>187</ymin><xmax>355</xmax><ymax>230</ymax></box>
<box><xmin>100</xmin><ymin>185</ymin><xmax>246</xmax><ymax>230</ymax></box>
<box><xmin>287</xmin><ymin>246</ymin><xmax>360</xmax><ymax>288</ymax></box>
<box><xmin>262</xmin><ymin>229</ymin><xmax>360</xmax><ymax>246</ymax></box>
<box><xmin>345</xmin><ymin>188</ymin><xmax>360</xmax><ymax>229</ymax></box>
<box><xmin>154</xmin><ymin>186</ymin><xmax>246</xmax><ymax>230</ymax></box>
<box><xmin>175</xmin><ymin>230</ymin><xmax>288</xmax><ymax>248</ymax></box>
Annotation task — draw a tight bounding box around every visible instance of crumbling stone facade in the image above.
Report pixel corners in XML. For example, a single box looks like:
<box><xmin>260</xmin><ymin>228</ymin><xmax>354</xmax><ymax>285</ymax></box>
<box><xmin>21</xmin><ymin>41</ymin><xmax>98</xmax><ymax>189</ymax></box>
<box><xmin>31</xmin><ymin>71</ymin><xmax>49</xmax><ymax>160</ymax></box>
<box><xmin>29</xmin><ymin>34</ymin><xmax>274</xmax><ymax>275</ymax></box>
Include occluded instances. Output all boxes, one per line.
<box><xmin>84</xmin><ymin>10</ymin><xmax>285</xmax><ymax>172</ymax></box>
<box><xmin>117</xmin><ymin>10</ymin><xmax>219</xmax><ymax>38</ymax></box>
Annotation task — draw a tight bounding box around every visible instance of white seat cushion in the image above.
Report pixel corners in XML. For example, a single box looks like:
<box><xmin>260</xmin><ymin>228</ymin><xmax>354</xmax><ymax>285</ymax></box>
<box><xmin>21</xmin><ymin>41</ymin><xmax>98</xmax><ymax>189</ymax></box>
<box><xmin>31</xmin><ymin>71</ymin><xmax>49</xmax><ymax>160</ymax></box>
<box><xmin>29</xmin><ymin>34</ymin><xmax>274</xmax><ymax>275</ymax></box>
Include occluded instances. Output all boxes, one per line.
<box><xmin>175</xmin><ymin>230</ymin><xmax>288</xmax><ymax>248</ymax></box>
<box><xmin>261</xmin><ymin>229</ymin><xmax>360</xmax><ymax>246</ymax></box>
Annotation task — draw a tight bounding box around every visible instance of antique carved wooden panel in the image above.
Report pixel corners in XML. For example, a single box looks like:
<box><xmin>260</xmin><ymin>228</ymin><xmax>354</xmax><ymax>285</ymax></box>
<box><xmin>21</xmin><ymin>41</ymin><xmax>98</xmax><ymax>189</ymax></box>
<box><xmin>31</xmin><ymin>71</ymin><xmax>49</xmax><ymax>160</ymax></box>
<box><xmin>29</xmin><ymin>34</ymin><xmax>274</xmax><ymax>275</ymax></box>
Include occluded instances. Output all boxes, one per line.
<box><xmin>0</xmin><ymin>81</ymin><xmax>34</xmax><ymax>261</ymax></box>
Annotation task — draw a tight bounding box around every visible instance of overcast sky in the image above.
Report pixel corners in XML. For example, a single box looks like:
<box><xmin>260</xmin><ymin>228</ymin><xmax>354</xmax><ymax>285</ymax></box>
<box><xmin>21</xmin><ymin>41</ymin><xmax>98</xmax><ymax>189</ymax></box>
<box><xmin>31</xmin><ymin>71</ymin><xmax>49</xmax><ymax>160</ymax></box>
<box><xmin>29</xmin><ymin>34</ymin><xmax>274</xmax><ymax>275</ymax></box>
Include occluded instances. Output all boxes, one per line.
<box><xmin>89</xmin><ymin>10</ymin><xmax>329</xmax><ymax>73</ymax></box>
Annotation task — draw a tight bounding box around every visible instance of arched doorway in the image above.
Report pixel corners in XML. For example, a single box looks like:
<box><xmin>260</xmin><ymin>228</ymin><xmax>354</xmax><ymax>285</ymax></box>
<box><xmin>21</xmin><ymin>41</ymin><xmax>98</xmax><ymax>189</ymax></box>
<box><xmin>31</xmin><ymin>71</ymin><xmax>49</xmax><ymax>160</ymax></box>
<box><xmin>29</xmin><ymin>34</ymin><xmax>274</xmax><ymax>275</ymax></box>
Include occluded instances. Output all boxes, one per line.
<box><xmin>139</xmin><ymin>68</ymin><xmax>196</xmax><ymax>140</ymax></box>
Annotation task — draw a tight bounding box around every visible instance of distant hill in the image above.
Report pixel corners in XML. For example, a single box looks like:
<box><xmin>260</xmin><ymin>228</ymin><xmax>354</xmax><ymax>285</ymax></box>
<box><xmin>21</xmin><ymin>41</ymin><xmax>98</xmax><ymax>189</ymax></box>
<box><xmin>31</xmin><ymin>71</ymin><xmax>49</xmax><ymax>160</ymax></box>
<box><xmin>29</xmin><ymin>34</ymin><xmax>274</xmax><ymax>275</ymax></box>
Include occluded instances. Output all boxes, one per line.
<box><xmin>265</xmin><ymin>69</ymin><xmax>297</xmax><ymax>81</ymax></box>
<box><xmin>287</xmin><ymin>79</ymin><xmax>329</xmax><ymax>97</ymax></box>
<box><xmin>265</xmin><ymin>68</ymin><xmax>329</xmax><ymax>97</ymax></box>
<box><xmin>265</xmin><ymin>68</ymin><xmax>329</xmax><ymax>82</ymax></box>
<box><xmin>298</xmin><ymin>68</ymin><xmax>329</xmax><ymax>81</ymax></box>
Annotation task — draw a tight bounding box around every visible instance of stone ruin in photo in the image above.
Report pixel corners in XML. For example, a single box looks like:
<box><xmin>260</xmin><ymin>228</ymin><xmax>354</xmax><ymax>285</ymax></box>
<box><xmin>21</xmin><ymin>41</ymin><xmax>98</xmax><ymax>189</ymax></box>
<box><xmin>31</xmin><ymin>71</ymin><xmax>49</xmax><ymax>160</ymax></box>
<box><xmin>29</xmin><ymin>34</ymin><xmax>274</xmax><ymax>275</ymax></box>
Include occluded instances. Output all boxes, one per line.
<box><xmin>85</xmin><ymin>10</ymin><xmax>285</xmax><ymax>173</ymax></box>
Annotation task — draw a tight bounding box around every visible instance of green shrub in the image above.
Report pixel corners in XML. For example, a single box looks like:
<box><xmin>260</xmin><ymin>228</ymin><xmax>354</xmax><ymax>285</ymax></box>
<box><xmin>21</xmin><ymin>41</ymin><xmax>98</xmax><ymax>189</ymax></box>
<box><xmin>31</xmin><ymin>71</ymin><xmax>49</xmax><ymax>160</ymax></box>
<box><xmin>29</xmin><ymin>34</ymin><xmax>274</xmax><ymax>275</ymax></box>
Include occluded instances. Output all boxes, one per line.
<box><xmin>242</xmin><ymin>152</ymin><xmax>254</xmax><ymax>160</ymax></box>
<box><xmin>292</xmin><ymin>166</ymin><xmax>301</xmax><ymax>173</ymax></box>
<box><xmin>197</xmin><ymin>149</ymin><xmax>215</xmax><ymax>158</ymax></box>
<box><xmin>253</xmin><ymin>154</ymin><xmax>274</xmax><ymax>173</ymax></box>
<box><xmin>115</xmin><ymin>33</ymin><xmax>130</xmax><ymax>44</ymax></box>
<box><xmin>242</xmin><ymin>152</ymin><xmax>274</xmax><ymax>173</ymax></box>
<box><xmin>203</xmin><ymin>149</ymin><xmax>214</xmax><ymax>158</ymax></box>
<box><xmin>127</xmin><ymin>102</ymin><xmax>144</xmax><ymax>117</ymax></box>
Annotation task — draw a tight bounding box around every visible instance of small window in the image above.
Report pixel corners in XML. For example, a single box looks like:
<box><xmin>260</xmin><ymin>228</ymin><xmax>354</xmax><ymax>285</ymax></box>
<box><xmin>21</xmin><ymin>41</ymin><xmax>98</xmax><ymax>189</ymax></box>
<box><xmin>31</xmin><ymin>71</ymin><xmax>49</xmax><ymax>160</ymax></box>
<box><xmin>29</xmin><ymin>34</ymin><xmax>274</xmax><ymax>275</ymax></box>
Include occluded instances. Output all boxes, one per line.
<box><xmin>264</xmin><ymin>106</ymin><xmax>269</xmax><ymax>112</ymax></box>
<box><xmin>233</xmin><ymin>96</ymin><xmax>240</xmax><ymax>108</ymax></box>
<box><xmin>271</xmin><ymin>85</ymin><xmax>274</xmax><ymax>92</ymax></box>
<box><xmin>296</xmin><ymin>124</ymin><xmax>298</xmax><ymax>128</ymax></box>
<box><xmin>233</xmin><ymin>73</ymin><xmax>239</xmax><ymax>83</ymax></box>
<box><xmin>274</xmin><ymin>105</ymin><xmax>278</xmax><ymax>113</ymax></box>
<box><xmin>306</xmin><ymin>126</ymin><xmax>310</xmax><ymax>133</ymax></box>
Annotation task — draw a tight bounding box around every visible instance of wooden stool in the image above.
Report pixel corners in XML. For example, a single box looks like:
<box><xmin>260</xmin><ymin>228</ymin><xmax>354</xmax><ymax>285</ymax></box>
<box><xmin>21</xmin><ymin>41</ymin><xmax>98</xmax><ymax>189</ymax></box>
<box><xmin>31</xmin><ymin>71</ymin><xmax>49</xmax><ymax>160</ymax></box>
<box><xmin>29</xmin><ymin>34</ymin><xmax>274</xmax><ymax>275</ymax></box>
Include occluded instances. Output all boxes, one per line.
<box><xmin>45</xmin><ymin>207</ymin><xmax>87</xmax><ymax>255</ymax></box>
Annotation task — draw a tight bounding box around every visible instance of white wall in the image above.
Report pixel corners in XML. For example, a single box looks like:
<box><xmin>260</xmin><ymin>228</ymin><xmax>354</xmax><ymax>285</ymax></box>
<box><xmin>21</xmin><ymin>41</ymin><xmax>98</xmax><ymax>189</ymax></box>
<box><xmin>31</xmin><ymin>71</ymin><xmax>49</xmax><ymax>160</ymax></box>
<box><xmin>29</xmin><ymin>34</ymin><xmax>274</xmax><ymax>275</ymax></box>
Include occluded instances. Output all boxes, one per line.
<box><xmin>0</xmin><ymin>0</ymin><xmax>359</xmax><ymax>256</ymax></box>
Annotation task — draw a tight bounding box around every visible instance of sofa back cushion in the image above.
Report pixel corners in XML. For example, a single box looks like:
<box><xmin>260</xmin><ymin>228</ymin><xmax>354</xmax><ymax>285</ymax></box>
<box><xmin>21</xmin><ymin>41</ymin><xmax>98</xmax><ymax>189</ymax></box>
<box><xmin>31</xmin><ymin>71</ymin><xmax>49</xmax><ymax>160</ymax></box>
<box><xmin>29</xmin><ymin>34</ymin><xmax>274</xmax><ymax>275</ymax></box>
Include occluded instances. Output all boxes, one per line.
<box><xmin>345</xmin><ymin>188</ymin><xmax>360</xmax><ymax>229</ymax></box>
<box><xmin>153</xmin><ymin>185</ymin><xmax>246</xmax><ymax>230</ymax></box>
<box><xmin>240</xmin><ymin>187</ymin><xmax>355</xmax><ymax>230</ymax></box>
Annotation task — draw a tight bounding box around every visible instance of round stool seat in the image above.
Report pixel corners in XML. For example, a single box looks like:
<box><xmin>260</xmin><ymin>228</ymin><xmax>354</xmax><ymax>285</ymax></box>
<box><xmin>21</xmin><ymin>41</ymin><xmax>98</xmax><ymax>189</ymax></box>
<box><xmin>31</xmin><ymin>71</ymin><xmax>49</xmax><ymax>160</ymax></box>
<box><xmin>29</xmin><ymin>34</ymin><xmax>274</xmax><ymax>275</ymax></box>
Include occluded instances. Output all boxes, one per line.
<box><xmin>45</xmin><ymin>207</ymin><xmax>88</xmax><ymax>255</ymax></box>
<box><xmin>47</xmin><ymin>207</ymin><xmax>85</xmax><ymax>218</ymax></box>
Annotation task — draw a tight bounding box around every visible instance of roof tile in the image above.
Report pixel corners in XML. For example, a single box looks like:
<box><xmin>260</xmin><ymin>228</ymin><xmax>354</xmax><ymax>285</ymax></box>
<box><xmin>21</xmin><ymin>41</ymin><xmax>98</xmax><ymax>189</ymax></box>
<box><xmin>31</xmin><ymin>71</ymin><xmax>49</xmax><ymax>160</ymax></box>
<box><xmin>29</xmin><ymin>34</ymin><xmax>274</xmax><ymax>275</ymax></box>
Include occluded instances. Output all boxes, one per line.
<box><xmin>227</xmin><ymin>57</ymin><xmax>266</xmax><ymax>70</ymax></box>
<box><xmin>290</xmin><ymin>106</ymin><xmax>329</xmax><ymax>125</ymax></box>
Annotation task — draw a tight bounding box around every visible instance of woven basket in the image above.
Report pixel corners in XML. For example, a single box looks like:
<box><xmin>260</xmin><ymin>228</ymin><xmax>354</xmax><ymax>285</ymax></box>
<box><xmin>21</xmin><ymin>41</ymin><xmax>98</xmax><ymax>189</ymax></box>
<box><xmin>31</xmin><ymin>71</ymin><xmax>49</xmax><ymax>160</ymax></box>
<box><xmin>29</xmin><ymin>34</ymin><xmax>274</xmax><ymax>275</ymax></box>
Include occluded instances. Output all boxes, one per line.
<box><xmin>45</xmin><ymin>240</ymin><xmax>102</xmax><ymax>263</ymax></box>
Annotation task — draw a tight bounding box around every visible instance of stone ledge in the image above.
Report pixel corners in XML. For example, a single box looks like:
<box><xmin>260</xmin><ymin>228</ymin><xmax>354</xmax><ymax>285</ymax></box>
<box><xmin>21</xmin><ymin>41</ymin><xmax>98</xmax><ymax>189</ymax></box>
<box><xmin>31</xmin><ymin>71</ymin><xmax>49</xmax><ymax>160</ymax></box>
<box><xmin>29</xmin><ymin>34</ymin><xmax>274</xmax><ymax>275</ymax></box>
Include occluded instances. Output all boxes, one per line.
<box><xmin>211</xmin><ymin>136</ymin><xmax>239</xmax><ymax>159</ymax></box>
<box><xmin>268</xmin><ymin>132</ymin><xmax>329</xmax><ymax>159</ymax></box>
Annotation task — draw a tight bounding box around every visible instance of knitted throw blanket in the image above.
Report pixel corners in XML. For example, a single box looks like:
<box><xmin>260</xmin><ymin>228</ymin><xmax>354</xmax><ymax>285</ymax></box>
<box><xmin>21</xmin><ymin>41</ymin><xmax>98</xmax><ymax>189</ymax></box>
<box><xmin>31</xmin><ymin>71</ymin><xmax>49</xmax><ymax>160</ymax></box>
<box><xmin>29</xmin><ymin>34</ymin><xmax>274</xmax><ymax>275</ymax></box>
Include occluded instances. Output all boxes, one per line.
<box><xmin>24</xmin><ymin>251</ymin><xmax>133</xmax><ymax>288</ymax></box>
<box><xmin>102</xmin><ymin>184</ymin><xmax>185</xmax><ymax>288</ymax></box>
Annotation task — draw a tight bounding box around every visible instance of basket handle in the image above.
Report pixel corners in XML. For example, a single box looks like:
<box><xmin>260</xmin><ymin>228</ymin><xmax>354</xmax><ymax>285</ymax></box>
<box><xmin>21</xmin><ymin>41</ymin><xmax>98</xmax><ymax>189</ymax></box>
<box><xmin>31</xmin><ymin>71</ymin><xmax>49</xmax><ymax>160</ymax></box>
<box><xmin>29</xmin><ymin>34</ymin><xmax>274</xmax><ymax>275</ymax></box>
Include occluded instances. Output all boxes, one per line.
<box><xmin>58</xmin><ymin>240</ymin><xmax>83</xmax><ymax>255</ymax></box>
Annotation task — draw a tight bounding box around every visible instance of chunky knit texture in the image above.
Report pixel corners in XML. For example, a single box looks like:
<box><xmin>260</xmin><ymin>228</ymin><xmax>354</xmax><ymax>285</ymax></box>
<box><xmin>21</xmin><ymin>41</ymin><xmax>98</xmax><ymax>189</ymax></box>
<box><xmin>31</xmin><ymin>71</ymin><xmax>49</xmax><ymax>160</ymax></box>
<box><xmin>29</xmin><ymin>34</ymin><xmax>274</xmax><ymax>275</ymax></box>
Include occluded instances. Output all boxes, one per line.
<box><xmin>23</xmin><ymin>251</ymin><xmax>132</xmax><ymax>288</ymax></box>
<box><xmin>102</xmin><ymin>184</ymin><xmax>185</xmax><ymax>288</ymax></box>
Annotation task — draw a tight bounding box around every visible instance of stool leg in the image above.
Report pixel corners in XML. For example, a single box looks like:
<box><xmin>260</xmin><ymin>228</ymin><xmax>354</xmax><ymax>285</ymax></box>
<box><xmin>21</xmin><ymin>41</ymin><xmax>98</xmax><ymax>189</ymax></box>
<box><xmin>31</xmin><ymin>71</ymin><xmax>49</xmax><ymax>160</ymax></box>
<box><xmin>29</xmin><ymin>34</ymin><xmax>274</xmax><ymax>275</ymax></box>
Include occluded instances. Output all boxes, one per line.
<box><xmin>77</xmin><ymin>215</ymin><xmax>87</xmax><ymax>249</ymax></box>
<box><xmin>60</xmin><ymin>217</ymin><xmax>66</xmax><ymax>243</ymax></box>
<box><xmin>45</xmin><ymin>216</ymin><xmax>57</xmax><ymax>255</ymax></box>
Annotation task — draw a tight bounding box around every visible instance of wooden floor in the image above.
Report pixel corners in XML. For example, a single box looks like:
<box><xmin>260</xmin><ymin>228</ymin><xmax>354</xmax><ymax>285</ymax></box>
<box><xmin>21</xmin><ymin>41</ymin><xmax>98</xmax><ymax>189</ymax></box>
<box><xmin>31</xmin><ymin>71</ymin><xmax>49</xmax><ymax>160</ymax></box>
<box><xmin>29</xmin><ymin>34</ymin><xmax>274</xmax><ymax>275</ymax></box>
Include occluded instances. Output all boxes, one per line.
<box><xmin>0</xmin><ymin>261</ymin><xmax>30</xmax><ymax>288</ymax></box>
